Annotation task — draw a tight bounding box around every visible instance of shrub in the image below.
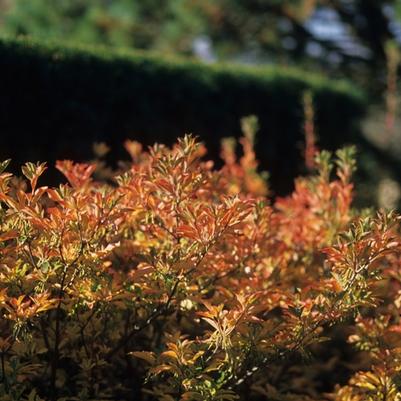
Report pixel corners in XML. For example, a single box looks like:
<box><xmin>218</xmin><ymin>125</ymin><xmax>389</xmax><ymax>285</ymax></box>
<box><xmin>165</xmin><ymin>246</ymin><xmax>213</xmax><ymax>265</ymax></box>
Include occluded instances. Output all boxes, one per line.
<box><xmin>0</xmin><ymin>132</ymin><xmax>401</xmax><ymax>401</ymax></box>
<box><xmin>0</xmin><ymin>36</ymin><xmax>366</xmax><ymax>196</ymax></box>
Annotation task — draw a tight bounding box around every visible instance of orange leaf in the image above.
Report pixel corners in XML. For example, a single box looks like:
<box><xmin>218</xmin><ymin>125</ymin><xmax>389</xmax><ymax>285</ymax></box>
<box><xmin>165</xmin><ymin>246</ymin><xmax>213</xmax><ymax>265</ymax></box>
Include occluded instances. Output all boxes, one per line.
<box><xmin>130</xmin><ymin>351</ymin><xmax>156</xmax><ymax>364</ymax></box>
<box><xmin>0</xmin><ymin>230</ymin><xmax>18</xmax><ymax>242</ymax></box>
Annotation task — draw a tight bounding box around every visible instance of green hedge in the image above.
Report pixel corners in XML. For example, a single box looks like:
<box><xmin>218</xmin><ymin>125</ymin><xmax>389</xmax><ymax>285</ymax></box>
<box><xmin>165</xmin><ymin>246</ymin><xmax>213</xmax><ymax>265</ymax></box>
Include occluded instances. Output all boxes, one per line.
<box><xmin>0</xmin><ymin>36</ymin><xmax>366</xmax><ymax>194</ymax></box>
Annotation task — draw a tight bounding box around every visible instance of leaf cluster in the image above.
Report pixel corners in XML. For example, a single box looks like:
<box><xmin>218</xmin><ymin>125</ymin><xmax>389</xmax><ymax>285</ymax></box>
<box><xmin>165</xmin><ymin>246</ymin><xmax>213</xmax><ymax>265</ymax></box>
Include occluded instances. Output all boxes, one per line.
<box><xmin>0</xmin><ymin>134</ymin><xmax>400</xmax><ymax>400</ymax></box>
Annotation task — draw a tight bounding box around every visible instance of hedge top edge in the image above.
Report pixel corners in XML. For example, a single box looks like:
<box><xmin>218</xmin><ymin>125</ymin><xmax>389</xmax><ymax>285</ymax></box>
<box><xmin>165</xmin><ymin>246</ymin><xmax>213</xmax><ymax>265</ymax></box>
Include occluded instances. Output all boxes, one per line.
<box><xmin>0</xmin><ymin>34</ymin><xmax>365</xmax><ymax>102</ymax></box>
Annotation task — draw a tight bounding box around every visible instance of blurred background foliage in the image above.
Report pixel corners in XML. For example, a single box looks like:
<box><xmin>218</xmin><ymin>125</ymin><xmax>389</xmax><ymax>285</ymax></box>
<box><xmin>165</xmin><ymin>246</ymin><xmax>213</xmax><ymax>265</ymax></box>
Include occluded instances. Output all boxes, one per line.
<box><xmin>0</xmin><ymin>0</ymin><xmax>401</xmax><ymax>207</ymax></box>
<box><xmin>1</xmin><ymin>0</ymin><xmax>400</xmax><ymax>90</ymax></box>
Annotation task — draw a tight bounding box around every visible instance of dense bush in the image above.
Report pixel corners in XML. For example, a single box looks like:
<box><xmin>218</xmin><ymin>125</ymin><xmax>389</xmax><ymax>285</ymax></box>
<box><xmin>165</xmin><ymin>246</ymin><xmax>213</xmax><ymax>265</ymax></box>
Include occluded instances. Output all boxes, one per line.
<box><xmin>0</xmin><ymin>130</ymin><xmax>401</xmax><ymax>401</ymax></box>
<box><xmin>0</xmin><ymin>36</ymin><xmax>366</xmax><ymax>195</ymax></box>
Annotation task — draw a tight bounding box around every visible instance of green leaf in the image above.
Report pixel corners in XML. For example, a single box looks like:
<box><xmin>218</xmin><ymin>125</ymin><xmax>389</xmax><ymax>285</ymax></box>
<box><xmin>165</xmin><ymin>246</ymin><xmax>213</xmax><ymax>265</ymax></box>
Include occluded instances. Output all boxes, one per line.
<box><xmin>0</xmin><ymin>159</ymin><xmax>11</xmax><ymax>174</ymax></box>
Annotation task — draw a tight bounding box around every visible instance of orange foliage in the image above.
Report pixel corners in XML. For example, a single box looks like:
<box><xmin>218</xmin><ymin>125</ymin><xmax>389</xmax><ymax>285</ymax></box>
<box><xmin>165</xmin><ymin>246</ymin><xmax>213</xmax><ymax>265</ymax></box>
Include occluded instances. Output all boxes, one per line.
<box><xmin>0</xmin><ymin>132</ymin><xmax>400</xmax><ymax>400</ymax></box>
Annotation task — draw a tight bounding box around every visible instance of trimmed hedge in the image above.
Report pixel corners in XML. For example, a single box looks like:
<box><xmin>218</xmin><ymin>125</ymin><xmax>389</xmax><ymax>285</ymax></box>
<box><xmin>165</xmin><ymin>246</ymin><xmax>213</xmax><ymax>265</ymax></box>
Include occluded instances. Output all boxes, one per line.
<box><xmin>0</xmin><ymin>36</ymin><xmax>366</xmax><ymax>194</ymax></box>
